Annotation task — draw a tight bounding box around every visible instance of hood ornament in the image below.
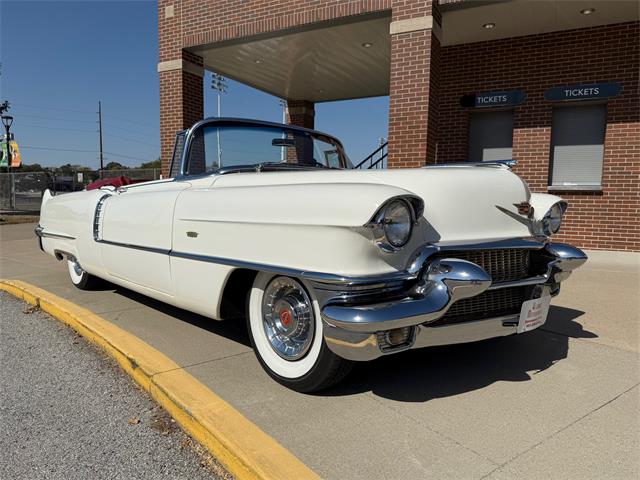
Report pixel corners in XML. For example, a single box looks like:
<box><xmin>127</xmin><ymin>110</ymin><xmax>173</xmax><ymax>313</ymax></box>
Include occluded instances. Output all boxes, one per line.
<box><xmin>495</xmin><ymin>203</ymin><xmax>535</xmax><ymax>229</ymax></box>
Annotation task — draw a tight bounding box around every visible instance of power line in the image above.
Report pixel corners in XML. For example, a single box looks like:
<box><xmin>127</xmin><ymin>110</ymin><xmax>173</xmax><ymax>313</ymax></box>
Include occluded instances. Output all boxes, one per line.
<box><xmin>21</xmin><ymin>145</ymin><xmax>98</xmax><ymax>153</ymax></box>
<box><xmin>105</xmin><ymin>132</ymin><xmax>159</xmax><ymax>148</ymax></box>
<box><xmin>104</xmin><ymin>151</ymin><xmax>155</xmax><ymax>162</ymax></box>
<box><xmin>13</xmin><ymin>102</ymin><xmax>157</xmax><ymax>132</ymax></box>
<box><xmin>103</xmin><ymin>122</ymin><xmax>159</xmax><ymax>138</ymax></box>
<box><xmin>17</xmin><ymin>123</ymin><xmax>97</xmax><ymax>133</ymax></box>
<box><xmin>102</xmin><ymin>113</ymin><xmax>157</xmax><ymax>130</ymax></box>
<box><xmin>17</xmin><ymin>113</ymin><xmax>97</xmax><ymax>124</ymax></box>
<box><xmin>11</xmin><ymin>102</ymin><xmax>95</xmax><ymax>115</ymax></box>
<box><xmin>20</xmin><ymin>145</ymin><xmax>155</xmax><ymax>162</ymax></box>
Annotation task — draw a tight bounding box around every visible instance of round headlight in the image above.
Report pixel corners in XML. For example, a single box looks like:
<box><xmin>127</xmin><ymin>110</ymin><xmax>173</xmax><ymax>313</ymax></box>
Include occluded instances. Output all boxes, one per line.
<box><xmin>543</xmin><ymin>202</ymin><xmax>566</xmax><ymax>235</ymax></box>
<box><xmin>383</xmin><ymin>200</ymin><xmax>413</xmax><ymax>248</ymax></box>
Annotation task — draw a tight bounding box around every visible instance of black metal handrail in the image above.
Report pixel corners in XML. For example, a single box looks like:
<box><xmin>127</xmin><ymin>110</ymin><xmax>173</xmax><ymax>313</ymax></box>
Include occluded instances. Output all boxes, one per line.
<box><xmin>355</xmin><ymin>142</ymin><xmax>388</xmax><ymax>169</ymax></box>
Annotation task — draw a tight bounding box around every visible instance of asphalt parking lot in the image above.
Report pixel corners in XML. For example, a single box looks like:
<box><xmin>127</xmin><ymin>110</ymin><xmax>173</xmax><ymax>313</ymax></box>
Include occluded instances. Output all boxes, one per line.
<box><xmin>0</xmin><ymin>292</ymin><xmax>229</xmax><ymax>480</ymax></box>
<box><xmin>1</xmin><ymin>222</ymin><xmax>639</xmax><ymax>479</ymax></box>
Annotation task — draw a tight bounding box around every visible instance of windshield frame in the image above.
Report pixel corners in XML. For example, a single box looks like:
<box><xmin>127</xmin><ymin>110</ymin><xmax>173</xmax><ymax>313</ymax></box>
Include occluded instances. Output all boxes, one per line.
<box><xmin>176</xmin><ymin>117</ymin><xmax>352</xmax><ymax>178</ymax></box>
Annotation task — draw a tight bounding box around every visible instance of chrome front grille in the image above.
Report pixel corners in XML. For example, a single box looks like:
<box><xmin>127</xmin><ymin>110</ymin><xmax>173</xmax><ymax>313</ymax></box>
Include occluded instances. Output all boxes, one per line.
<box><xmin>430</xmin><ymin>286</ymin><xmax>526</xmax><ymax>326</ymax></box>
<box><xmin>433</xmin><ymin>248</ymin><xmax>531</xmax><ymax>283</ymax></box>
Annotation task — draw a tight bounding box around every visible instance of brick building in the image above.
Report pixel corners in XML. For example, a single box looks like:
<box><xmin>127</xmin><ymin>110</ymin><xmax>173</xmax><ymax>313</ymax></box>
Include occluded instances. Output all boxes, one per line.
<box><xmin>158</xmin><ymin>0</ymin><xmax>639</xmax><ymax>251</ymax></box>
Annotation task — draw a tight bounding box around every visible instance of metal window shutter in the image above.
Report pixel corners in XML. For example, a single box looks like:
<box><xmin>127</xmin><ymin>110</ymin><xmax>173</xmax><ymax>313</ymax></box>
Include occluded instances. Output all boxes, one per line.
<box><xmin>468</xmin><ymin>110</ymin><xmax>514</xmax><ymax>162</ymax></box>
<box><xmin>551</xmin><ymin>105</ymin><xmax>605</xmax><ymax>186</ymax></box>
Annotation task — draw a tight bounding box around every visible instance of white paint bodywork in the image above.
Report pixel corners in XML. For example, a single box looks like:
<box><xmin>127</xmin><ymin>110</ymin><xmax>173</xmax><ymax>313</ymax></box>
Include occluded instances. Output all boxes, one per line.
<box><xmin>38</xmin><ymin>166</ymin><xmax>563</xmax><ymax>321</ymax></box>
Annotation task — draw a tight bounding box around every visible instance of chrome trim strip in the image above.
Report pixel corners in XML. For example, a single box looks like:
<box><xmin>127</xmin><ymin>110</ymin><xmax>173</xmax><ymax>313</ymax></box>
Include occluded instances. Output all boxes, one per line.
<box><xmin>93</xmin><ymin>194</ymin><xmax>112</xmax><ymax>241</ymax></box>
<box><xmin>169</xmin><ymin>250</ymin><xmax>411</xmax><ymax>286</ymax></box>
<box><xmin>487</xmin><ymin>275</ymin><xmax>548</xmax><ymax>290</ymax></box>
<box><xmin>34</xmin><ymin>225</ymin><xmax>76</xmax><ymax>240</ymax></box>
<box><xmin>92</xmin><ymin>236</ymin><xmax>554</xmax><ymax>289</ymax></box>
<box><xmin>424</xmin><ymin>159</ymin><xmax>517</xmax><ymax>169</ymax></box>
<box><xmin>97</xmin><ymin>238</ymin><xmax>170</xmax><ymax>256</ymax></box>
<box><xmin>435</xmin><ymin>237</ymin><xmax>546</xmax><ymax>251</ymax></box>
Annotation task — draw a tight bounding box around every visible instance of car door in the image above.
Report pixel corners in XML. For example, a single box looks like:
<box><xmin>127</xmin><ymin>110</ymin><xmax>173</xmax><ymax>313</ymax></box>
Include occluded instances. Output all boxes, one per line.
<box><xmin>98</xmin><ymin>179</ymin><xmax>191</xmax><ymax>294</ymax></box>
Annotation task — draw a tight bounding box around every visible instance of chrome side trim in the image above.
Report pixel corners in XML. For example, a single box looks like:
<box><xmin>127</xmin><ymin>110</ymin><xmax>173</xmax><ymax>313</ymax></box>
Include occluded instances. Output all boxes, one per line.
<box><xmin>93</xmin><ymin>194</ymin><xmax>111</xmax><ymax>241</ymax></box>
<box><xmin>35</xmin><ymin>225</ymin><xmax>44</xmax><ymax>251</ymax></box>
<box><xmin>34</xmin><ymin>225</ymin><xmax>76</xmax><ymax>240</ymax></box>
<box><xmin>169</xmin><ymin>250</ymin><xmax>411</xmax><ymax>286</ymax></box>
<box><xmin>97</xmin><ymin>238</ymin><xmax>170</xmax><ymax>256</ymax></box>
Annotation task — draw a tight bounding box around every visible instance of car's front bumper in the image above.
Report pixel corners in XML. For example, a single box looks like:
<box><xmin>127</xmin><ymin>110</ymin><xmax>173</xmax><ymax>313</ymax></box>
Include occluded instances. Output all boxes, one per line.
<box><xmin>321</xmin><ymin>242</ymin><xmax>587</xmax><ymax>361</ymax></box>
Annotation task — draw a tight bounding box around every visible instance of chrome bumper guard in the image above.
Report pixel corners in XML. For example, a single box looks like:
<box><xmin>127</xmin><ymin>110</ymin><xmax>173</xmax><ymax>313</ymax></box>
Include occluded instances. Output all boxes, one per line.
<box><xmin>321</xmin><ymin>242</ymin><xmax>587</xmax><ymax>361</ymax></box>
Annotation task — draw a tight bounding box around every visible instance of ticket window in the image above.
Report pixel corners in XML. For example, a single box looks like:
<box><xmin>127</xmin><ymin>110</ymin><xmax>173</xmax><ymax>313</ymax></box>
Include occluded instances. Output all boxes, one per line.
<box><xmin>550</xmin><ymin>104</ymin><xmax>606</xmax><ymax>187</ymax></box>
<box><xmin>468</xmin><ymin>110</ymin><xmax>514</xmax><ymax>162</ymax></box>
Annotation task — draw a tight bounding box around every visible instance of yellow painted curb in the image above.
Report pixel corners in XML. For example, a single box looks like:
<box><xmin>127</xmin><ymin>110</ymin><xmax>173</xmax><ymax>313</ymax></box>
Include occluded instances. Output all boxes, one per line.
<box><xmin>1</xmin><ymin>279</ymin><xmax>320</xmax><ymax>480</ymax></box>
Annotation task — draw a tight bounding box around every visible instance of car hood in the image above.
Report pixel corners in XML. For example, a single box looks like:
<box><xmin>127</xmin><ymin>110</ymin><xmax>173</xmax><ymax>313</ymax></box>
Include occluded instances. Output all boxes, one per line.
<box><xmin>211</xmin><ymin>167</ymin><xmax>534</xmax><ymax>242</ymax></box>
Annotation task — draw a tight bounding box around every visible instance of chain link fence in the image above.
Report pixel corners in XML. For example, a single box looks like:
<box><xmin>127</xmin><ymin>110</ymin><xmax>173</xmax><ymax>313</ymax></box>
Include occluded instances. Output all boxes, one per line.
<box><xmin>0</xmin><ymin>169</ymin><xmax>161</xmax><ymax>213</ymax></box>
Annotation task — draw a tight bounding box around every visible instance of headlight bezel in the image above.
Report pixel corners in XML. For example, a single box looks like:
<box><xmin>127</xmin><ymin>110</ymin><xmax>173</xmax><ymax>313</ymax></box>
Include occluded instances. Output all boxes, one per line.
<box><xmin>540</xmin><ymin>201</ymin><xmax>567</xmax><ymax>236</ymax></box>
<box><xmin>368</xmin><ymin>197</ymin><xmax>421</xmax><ymax>252</ymax></box>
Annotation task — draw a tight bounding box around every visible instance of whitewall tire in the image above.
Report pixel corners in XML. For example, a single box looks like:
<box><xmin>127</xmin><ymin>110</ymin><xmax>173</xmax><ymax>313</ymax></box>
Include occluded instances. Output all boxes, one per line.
<box><xmin>247</xmin><ymin>272</ymin><xmax>352</xmax><ymax>392</ymax></box>
<box><xmin>67</xmin><ymin>259</ymin><xmax>99</xmax><ymax>290</ymax></box>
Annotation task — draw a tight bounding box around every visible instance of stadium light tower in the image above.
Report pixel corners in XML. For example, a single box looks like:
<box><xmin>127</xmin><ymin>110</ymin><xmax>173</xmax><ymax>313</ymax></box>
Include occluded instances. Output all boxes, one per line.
<box><xmin>210</xmin><ymin>73</ymin><xmax>227</xmax><ymax>168</ymax></box>
<box><xmin>211</xmin><ymin>73</ymin><xmax>227</xmax><ymax>117</ymax></box>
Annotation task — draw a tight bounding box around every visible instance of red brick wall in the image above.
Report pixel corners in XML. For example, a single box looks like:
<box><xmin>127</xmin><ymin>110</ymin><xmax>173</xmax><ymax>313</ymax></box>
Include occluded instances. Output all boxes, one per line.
<box><xmin>387</xmin><ymin>1</ymin><xmax>440</xmax><ymax>168</ymax></box>
<box><xmin>387</xmin><ymin>28</ymin><xmax>440</xmax><ymax>168</ymax></box>
<box><xmin>158</xmin><ymin>52</ymin><xmax>204</xmax><ymax>175</ymax></box>
<box><xmin>286</xmin><ymin>100</ymin><xmax>315</xmax><ymax>129</ymax></box>
<box><xmin>438</xmin><ymin>22</ymin><xmax>640</xmax><ymax>251</ymax></box>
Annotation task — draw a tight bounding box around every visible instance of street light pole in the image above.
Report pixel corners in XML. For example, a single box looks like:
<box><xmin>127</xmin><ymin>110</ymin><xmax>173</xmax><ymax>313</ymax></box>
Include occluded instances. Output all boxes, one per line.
<box><xmin>1</xmin><ymin>115</ymin><xmax>13</xmax><ymax>173</ymax></box>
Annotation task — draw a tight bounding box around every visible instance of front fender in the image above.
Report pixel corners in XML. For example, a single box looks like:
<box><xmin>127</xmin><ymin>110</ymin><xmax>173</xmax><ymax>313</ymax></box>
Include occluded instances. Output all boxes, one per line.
<box><xmin>529</xmin><ymin>193</ymin><xmax>567</xmax><ymax>223</ymax></box>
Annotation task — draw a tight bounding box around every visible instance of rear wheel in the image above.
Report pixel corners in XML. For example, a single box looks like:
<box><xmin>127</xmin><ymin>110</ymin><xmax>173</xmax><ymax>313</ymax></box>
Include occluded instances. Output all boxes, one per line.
<box><xmin>247</xmin><ymin>272</ymin><xmax>352</xmax><ymax>393</ymax></box>
<box><xmin>67</xmin><ymin>258</ymin><xmax>100</xmax><ymax>290</ymax></box>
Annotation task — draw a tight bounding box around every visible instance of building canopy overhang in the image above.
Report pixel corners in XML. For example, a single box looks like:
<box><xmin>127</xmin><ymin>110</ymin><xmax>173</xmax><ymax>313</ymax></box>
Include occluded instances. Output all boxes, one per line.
<box><xmin>188</xmin><ymin>0</ymin><xmax>638</xmax><ymax>102</ymax></box>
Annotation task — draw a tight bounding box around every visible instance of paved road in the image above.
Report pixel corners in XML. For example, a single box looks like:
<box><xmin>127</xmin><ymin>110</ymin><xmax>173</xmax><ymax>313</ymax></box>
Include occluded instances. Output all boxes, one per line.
<box><xmin>0</xmin><ymin>292</ymin><xmax>230</xmax><ymax>480</ymax></box>
<box><xmin>2</xmin><ymin>223</ymin><xmax>639</xmax><ymax>479</ymax></box>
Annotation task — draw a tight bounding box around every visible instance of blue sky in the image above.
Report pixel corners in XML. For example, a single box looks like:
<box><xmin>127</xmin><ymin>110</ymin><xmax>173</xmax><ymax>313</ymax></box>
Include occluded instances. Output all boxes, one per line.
<box><xmin>1</xmin><ymin>0</ymin><xmax>388</xmax><ymax>169</ymax></box>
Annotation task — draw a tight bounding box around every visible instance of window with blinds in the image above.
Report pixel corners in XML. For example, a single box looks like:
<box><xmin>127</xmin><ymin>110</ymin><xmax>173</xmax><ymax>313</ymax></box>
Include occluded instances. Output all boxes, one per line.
<box><xmin>550</xmin><ymin>104</ymin><xmax>606</xmax><ymax>186</ymax></box>
<box><xmin>468</xmin><ymin>110</ymin><xmax>514</xmax><ymax>162</ymax></box>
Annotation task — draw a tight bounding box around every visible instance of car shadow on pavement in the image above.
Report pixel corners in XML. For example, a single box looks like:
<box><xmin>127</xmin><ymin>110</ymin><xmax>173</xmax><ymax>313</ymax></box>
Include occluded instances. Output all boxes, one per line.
<box><xmin>106</xmin><ymin>283</ymin><xmax>597</xmax><ymax>403</ymax></box>
<box><xmin>321</xmin><ymin>306</ymin><xmax>596</xmax><ymax>402</ymax></box>
<box><xmin>111</xmin><ymin>285</ymin><xmax>252</xmax><ymax>346</ymax></box>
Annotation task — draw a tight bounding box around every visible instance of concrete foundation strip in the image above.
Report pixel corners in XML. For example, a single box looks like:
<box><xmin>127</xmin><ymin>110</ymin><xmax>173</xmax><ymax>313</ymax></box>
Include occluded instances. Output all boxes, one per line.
<box><xmin>0</xmin><ymin>279</ymin><xmax>319</xmax><ymax>480</ymax></box>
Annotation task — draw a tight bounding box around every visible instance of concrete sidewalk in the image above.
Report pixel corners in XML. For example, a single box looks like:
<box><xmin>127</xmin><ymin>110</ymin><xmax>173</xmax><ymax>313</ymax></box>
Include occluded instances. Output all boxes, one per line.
<box><xmin>1</xmin><ymin>223</ymin><xmax>639</xmax><ymax>479</ymax></box>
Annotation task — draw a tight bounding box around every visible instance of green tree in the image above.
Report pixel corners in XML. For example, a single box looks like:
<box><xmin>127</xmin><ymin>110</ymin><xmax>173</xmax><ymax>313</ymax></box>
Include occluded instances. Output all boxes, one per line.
<box><xmin>105</xmin><ymin>161</ymin><xmax>126</xmax><ymax>170</ymax></box>
<box><xmin>139</xmin><ymin>158</ymin><xmax>161</xmax><ymax>169</ymax></box>
<box><xmin>17</xmin><ymin>163</ymin><xmax>45</xmax><ymax>172</ymax></box>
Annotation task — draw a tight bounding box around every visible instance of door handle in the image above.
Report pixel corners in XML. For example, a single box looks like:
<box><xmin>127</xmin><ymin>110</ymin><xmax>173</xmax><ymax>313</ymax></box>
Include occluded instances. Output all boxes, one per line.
<box><xmin>117</xmin><ymin>187</ymin><xmax>128</xmax><ymax>193</ymax></box>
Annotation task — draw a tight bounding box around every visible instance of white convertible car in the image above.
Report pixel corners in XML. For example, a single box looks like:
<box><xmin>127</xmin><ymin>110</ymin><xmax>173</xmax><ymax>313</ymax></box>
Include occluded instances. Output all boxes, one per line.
<box><xmin>36</xmin><ymin>118</ymin><xmax>587</xmax><ymax>392</ymax></box>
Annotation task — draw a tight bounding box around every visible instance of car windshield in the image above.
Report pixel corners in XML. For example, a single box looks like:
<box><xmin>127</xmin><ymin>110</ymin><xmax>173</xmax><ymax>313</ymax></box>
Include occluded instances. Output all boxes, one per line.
<box><xmin>183</xmin><ymin>123</ymin><xmax>352</xmax><ymax>176</ymax></box>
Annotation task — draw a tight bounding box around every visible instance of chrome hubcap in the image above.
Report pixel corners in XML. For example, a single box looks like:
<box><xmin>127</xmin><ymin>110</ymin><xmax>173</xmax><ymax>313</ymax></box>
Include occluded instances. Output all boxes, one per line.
<box><xmin>261</xmin><ymin>277</ymin><xmax>315</xmax><ymax>360</ymax></box>
<box><xmin>70</xmin><ymin>259</ymin><xmax>83</xmax><ymax>277</ymax></box>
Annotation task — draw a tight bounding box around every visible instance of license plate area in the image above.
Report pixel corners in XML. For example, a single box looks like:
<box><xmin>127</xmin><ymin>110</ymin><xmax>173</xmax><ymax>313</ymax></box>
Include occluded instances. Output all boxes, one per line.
<box><xmin>517</xmin><ymin>295</ymin><xmax>551</xmax><ymax>333</ymax></box>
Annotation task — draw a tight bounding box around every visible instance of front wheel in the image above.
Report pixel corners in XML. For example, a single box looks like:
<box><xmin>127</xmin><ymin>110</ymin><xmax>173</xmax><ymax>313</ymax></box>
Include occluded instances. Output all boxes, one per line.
<box><xmin>247</xmin><ymin>272</ymin><xmax>352</xmax><ymax>393</ymax></box>
<box><xmin>67</xmin><ymin>258</ymin><xmax>100</xmax><ymax>290</ymax></box>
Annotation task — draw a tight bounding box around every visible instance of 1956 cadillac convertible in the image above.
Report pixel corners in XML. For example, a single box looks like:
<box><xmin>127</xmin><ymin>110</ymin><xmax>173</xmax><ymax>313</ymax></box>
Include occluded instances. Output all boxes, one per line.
<box><xmin>36</xmin><ymin>118</ymin><xmax>587</xmax><ymax>392</ymax></box>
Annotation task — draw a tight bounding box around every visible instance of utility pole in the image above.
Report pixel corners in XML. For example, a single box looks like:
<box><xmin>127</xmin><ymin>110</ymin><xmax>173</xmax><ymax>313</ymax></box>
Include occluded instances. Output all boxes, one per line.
<box><xmin>98</xmin><ymin>101</ymin><xmax>104</xmax><ymax>172</ymax></box>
